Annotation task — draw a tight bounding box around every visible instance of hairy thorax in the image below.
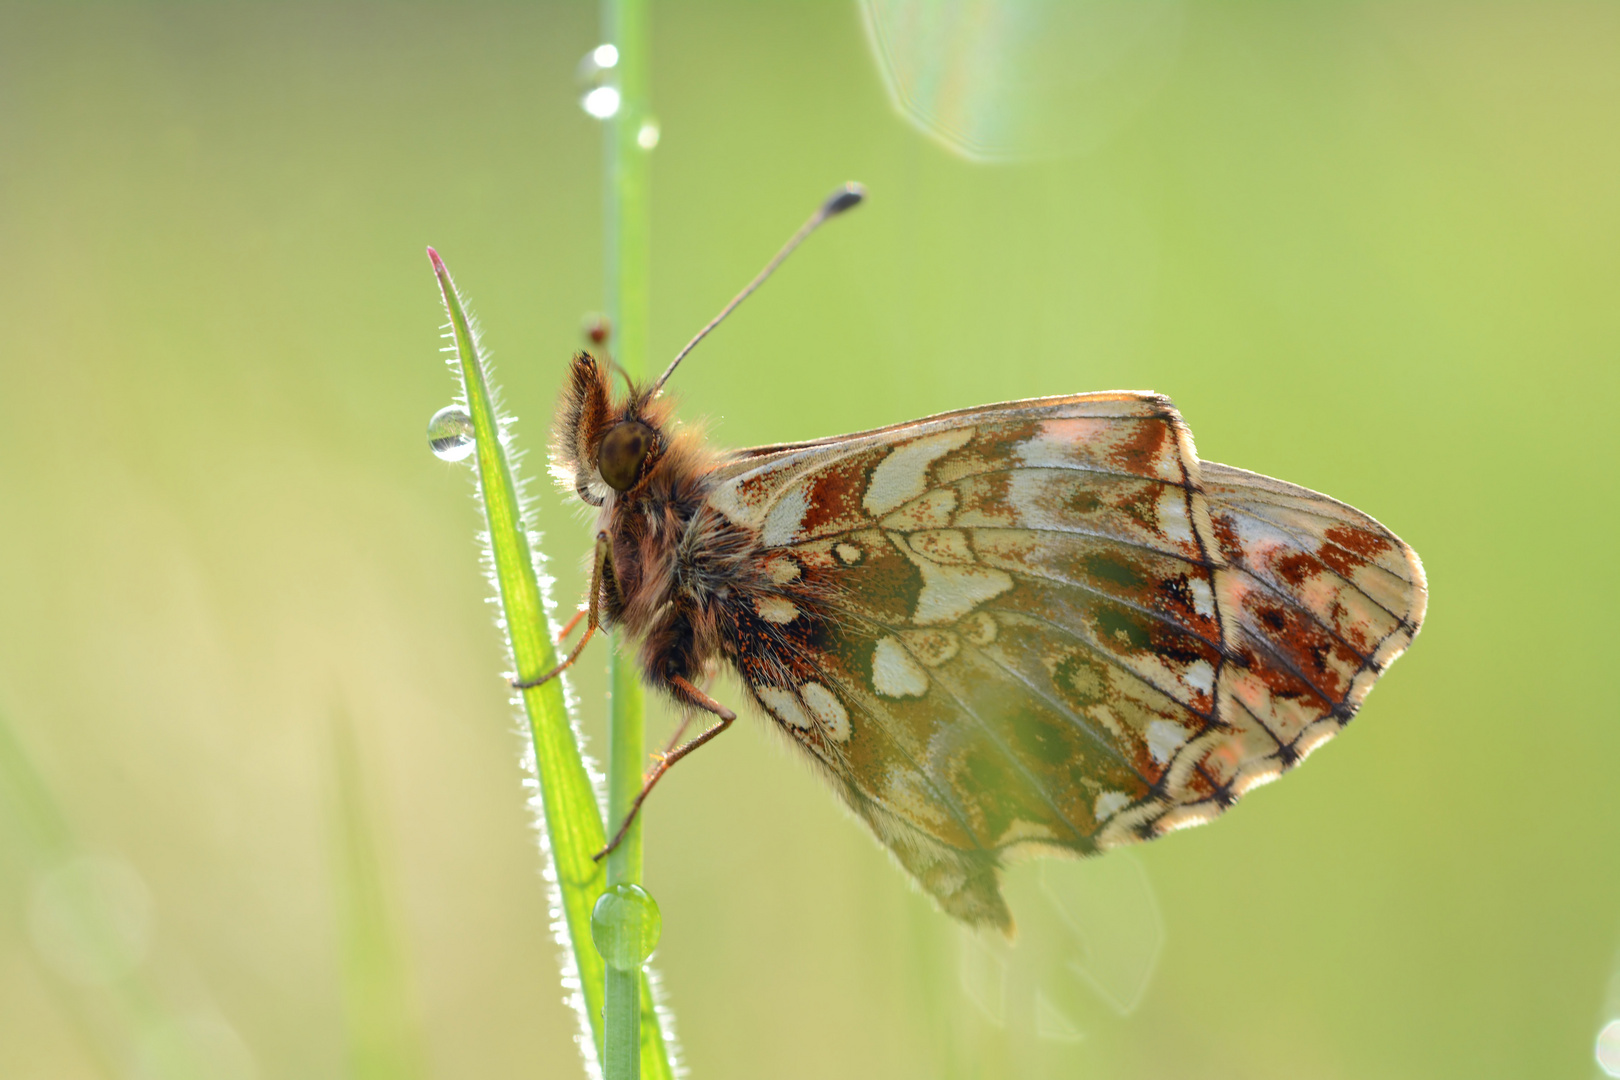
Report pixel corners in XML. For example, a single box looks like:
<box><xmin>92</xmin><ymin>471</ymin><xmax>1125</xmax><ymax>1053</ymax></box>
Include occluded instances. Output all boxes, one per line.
<box><xmin>549</xmin><ymin>350</ymin><xmax>831</xmax><ymax>701</ymax></box>
<box><xmin>600</xmin><ymin>467</ymin><xmax>764</xmax><ymax>687</ymax></box>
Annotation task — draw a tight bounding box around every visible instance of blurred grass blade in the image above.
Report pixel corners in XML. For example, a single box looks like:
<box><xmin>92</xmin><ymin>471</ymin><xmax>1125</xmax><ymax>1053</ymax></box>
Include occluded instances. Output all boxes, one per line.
<box><xmin>0</xmin><ymin>704</ymin><xmax>215</xmax><ymax>1078</ymax></box>
<box><xmin>425</xmin><ymin>248</ymin><xmax>611</xmax><ymax>1070</ymax></box>
<box><xmin>0</xmin><ymin>704</ymin><xmax>75</xmax><ymax>864</ymax></box>
<box><xmin>328</xmin><ymin>710</ymin><xmax>427</xmax><ymax>1080</ymax></box>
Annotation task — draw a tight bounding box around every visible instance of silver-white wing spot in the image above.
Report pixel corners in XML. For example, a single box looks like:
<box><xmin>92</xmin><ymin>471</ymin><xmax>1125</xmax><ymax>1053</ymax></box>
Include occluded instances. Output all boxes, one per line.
<box><xmin>1145</xmin><ymin>719</ymin><xmax>1192</xmax><ymax>765</ymax></box>
<box><xmin>862</xmin><ymin>428</ymin><xmax>976</xmax><ymax>517</ymax></box>
<box><xmin>764</xmin><ymin>555</ymin><xmax>801</xmax><ymax>584</ymax></box>
<box><xmin>761</xmin><ymin>484</ymin><xmax>810</xmax><ymax>548</ymax></box>
<box><xmin>757</xmin><ymin>686</ymin><xmax>811</xmax><ymax>729</ymax></box>
<box><xmin>1094</xmin><ymin>791</ymin><xmax>1133</xmax><ymax>821</ymax></box>
<box><xmin>801</xmin><ymin>682</ymin><xmax>851</xmax><ymax>742</ymax></box>
<box><xmin>896</xmin><ymin>544</ymin><xmax>1015</xmax><ymax>626</ymax></box>
<box><xmin>872</xmin><ymin>636</ymin><xmax>929</xmax><ymax>699</ymax></box>
<box><xmin>754</xmin><ymin>596</ymin><xmax>799</xmax><ymax>624</ymax></box>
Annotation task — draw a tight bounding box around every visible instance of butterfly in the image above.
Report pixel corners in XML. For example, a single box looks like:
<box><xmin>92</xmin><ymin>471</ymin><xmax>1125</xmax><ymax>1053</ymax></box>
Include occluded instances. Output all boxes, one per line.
<box><xmin>531</xmin><ymin>185</ymin><xmax>1427</xmax><ymax>933</ymax></box>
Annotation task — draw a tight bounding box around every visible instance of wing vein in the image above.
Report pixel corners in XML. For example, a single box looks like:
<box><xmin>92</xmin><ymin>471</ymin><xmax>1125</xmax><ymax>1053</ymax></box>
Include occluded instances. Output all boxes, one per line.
<box><xmin>984</xmin><ymin>559</ymin><xmax>1226</xmax><ymax>657</ymax></box>
<box><xmin>946</xmin><ymin>462</ymin><xmax>1192</xmax><ymax>491</ymax></box>
<box><xmin>980</xmin><ymin>606</ymin><xmax>1218</xmax><ymax>725</ymax></box>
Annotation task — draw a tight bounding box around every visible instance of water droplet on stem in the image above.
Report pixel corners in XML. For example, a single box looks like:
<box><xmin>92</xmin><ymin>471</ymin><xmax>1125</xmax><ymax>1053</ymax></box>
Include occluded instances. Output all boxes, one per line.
<box><xmin>577</xmin><ymin>43</ymin><xmax>623</xmax><ymax>120</ymax></box>
<box><xmin>591</xmin><ymin>883</ymin><xmax>661</xmax><ymax>971</ymax></box>
<box><xmin>577</xmin><ymin>43</ymin><xmax>619</xmax><ymax>85</ymax></box>
<box><xmin>582</xmin><ymin>86</ymin><xmax>621</xmax><ymax>120</ymax></box>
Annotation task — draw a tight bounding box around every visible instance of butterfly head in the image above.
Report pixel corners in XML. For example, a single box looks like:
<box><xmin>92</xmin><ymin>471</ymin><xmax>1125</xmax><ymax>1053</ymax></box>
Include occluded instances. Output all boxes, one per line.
<box><xmin>552</xmin><ymin>185</ymin><xmax>867</xmax><ymax>509</ymax></box>
<box><xmin>597</xmin><ymin>417</ymin><xmax>655</xmax><ymax>492</ymax></box>
<box><xmin>551</xmin><ymin>350</ymin><xmax>678</xmax><ymax>507</ymax></box>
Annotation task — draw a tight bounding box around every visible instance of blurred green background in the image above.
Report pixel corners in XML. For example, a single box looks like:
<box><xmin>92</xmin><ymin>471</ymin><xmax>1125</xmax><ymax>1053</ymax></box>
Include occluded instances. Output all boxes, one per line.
<box><xmin>2</xmin><ymin>2</ymin><xmax>1618</xmax><ymax>1078</ymax></box>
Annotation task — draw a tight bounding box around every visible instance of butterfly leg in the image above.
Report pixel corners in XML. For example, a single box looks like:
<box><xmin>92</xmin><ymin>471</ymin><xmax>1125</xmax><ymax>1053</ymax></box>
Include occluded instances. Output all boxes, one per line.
<box><xmin>512</xmin><ymin>531</ymin><xmax>609</xmax><ymax>690</ymax></box>
<box><xmin>555</xmin><ymin>606</ymin><xmax>587</xmax><ymax>644</ymax></box>
<box><xmin>594</xmin><ymin>676</ymin><xmax>736</xmax><ymax>861</ymax></box>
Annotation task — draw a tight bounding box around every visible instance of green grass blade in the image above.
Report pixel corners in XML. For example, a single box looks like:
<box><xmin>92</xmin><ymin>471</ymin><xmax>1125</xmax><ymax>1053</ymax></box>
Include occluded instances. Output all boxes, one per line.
<box><xmin>426</xmin><ymin>249</ymin><xmax>610</xmax><ymax>1069</ymax></box>
<box><xmin>0</xmin><ymin>705</ymin><xmax>75</xmax><ymax>864</ymax></box>
<box><xmin>639</xmin><ymin>968</ymin><xmax>678</xmax><ymax>1080</ymax></box>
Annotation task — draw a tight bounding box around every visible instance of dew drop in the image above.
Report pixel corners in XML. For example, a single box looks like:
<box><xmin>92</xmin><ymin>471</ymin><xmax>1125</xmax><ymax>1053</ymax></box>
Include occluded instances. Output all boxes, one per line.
<box><xmin>636</xmin><ymin>118</ymin><xmax>661</xmax><ymax>150</ymax></box>
<box><xmin>576</xmin><ymin>44</ymin><xmax>622</xmax><ymax>119</ymax></box>
<box><xmin>577</xmin><ymin>43</ymin><xmax>618</xmax><ymax>85</ymax></box>
<box><xmin>591</xmin><ymin>883</ymin><xmax>661</xmax><ymax>971</ymax></box>
<box><xmin>427</xmin><ymin>405</ymin><xmax>475</xmax><ymax>462</ymax></box>
<box><xmin>582</xmin><ymin>85</ymin><xmax>621</xmax><ymax>120</ymax></box>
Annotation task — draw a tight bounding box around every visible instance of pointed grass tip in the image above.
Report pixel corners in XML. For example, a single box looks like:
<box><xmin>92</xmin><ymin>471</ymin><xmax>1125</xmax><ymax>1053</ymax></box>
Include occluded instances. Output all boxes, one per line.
<box><xmin>426</xmin><ymin>247</ymin><xmax>458</xmax><ymax>301</ymax></box>
<box><xmin>821</xmin><ymin>182</ymin><xmax>866</xmax><ymax>219</ymax></box>
<box><xmin>426</xmin><ymin>246</ymin><xmax>457</xmax><ymax>297</ymax></box>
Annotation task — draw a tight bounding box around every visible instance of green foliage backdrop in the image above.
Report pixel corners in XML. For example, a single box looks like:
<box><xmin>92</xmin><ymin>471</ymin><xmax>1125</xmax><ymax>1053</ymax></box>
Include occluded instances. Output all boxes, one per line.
<box><xmin>1</xmin><ymin>3</ymin><xmax>1616</xmax><ymax>1078</ymax></box>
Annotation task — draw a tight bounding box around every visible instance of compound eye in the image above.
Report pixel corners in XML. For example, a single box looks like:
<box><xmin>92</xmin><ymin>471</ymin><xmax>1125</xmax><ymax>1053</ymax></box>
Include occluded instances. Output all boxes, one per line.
<box><xmin>597</xmin><ymin>421</ymin><xmax>654</xmax><ymax>492</ymax></box>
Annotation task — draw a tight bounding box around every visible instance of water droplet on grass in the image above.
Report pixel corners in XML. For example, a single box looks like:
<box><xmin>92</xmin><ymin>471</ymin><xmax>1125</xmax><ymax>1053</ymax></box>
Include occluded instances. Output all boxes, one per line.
<box><xmin>427</xmin><ymin>405</ymin><xmax>475</xmax><ymax>461</ymax></box>
<box><xmin>636</xmin><ymin>118</ymin><xmax>661</xmax><ymax>149</ymax></box>
<box><xmin>582</xmin><ymin>86</ymin><xmax>621</xmax><ymax>119</ymax></box>
<box><xmin>576</xmin><ymin>44</ymin><xmax>622</xmax><ymax>119</ymax></box>
<box><xmin>591</xmin><ymin>883</ymin><xmax>661</xmax><ymax>970</ymax></box>
<box><xmin>577</xmin><ymin>44</ymin><xmax>619</xmax><ymax>85</ymax></box>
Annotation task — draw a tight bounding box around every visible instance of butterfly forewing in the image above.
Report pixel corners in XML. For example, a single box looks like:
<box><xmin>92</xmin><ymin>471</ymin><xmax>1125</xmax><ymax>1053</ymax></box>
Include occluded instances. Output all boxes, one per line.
<box><xmin>704</xmin><ymin>393</ymin><xmax>1425</xmax><ymax>929</ymax></box>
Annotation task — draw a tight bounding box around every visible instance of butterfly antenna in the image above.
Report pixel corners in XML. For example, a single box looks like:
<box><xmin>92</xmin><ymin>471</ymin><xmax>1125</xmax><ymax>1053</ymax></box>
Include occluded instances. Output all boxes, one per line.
<box><xmin>651</xmin><ymin>182</ymin><xmax>866</xmax><ymax>396</ymax></box>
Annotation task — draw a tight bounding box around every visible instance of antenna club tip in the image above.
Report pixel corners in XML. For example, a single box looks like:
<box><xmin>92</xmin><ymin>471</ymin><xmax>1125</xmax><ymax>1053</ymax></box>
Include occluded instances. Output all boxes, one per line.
<box><xmin>822</xmin><ymin>182</ymin><xmax>867</xmax><ymax>217</ymax></box>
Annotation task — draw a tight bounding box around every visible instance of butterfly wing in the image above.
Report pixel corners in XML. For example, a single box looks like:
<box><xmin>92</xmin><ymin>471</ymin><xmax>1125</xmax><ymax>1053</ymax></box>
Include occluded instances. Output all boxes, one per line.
<box><xmin>703</xmin><ymin>393</ymin><xmax>1425</xmax><ymax>931</ymax></box>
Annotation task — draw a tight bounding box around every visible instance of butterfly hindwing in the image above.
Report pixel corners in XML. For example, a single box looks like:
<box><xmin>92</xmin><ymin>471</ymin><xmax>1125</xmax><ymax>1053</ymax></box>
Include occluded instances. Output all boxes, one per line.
<box><xmin>701</xmin><ymin>393</ymin><xmax>1426</xmax><ymax>930</ymax></box>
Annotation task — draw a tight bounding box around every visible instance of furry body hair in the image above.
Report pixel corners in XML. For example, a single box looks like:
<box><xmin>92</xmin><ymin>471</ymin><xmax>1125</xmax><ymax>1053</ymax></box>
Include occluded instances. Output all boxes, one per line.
<box><xmin>550</xmin><ymin>352</ymin><xmax>804</xmax><ymax>695</ymax></box>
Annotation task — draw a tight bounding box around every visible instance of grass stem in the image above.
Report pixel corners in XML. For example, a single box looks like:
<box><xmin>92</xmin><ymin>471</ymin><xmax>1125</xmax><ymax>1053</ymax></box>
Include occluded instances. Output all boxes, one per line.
<box><xmin>600</xmin><ymin>0</ymin><xmax>678</xmax><ymax>1077</ymax></box>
